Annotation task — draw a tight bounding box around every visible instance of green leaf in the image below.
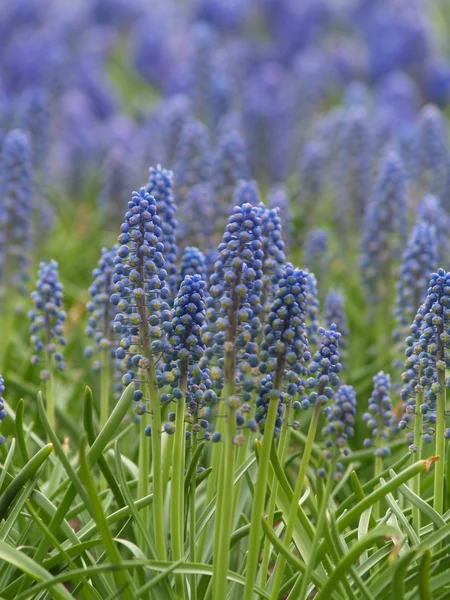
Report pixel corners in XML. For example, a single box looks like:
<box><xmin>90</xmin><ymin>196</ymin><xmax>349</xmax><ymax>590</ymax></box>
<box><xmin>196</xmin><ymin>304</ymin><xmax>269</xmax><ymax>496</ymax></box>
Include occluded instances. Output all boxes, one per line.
<box><xmin>418</xmin><ymin>549</ymin><xmax>432</xmax><ymax>600</ymax></box>
<box><xmin>0</xmin><ymin>540</ymin><xmax>73</xmax><ymax>600</ymax></box>
<box><xmin>0</xmin><ymin>443</ymin><xmax>53</xmax><ymax>520</ymax></box>
<box><xmin>314</xmin><ymin>526</ymin><xmax>400</xmax><ymax>600</ymax></box>
<box><xmin>15</xmin><ymin>400</ymin><xmax>29</xmax><ymax>465</ymax></box>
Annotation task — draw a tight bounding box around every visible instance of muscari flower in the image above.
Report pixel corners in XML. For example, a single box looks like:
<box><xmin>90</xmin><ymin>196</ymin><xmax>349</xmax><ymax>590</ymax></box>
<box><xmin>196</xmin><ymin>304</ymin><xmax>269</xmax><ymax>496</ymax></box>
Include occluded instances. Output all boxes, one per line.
<box><xmin>213</xmin><ymin>123</ymin><xmax>250</xmax><ymax>211</ymax></box>
<box><xmin>320</xmin><ymin>384</ymin><xmax>356</xmax><ymax>480</ymax></box>
<box><xmin>268</xmin><ymin>184</ymin><xmax>293</xmax><ymax>252</ymax></box>
<box><xmin>304</xmin><ymin>228</ymin><xmax>329</xmax><ymax>287</ymax></box>
<box><xmin>0</xmin><ymin>129</ymin><xmax>33</xmax><ymax>294</ymax></box>
<box><xmin>306</xmin><ymin>272</ymin><xmax>320</xmax><ymax>347</ymax></box>
<box><xmin>258</xmin><ymin>202</ymin><xmax>286</xmax><ymax>316</ymax></box>
<box><xmin>323</xmin><ymin>289</ymin><xmax>348</xmax><ymax>366</ymax></box>
<box><xmin>363</xmin><ymin>371</ymin><xmax>393</xmax><ymax>456</ymax></box>
<box><xmin>414</xmin><ymin>104</ymin><xmax>448</xmax><ymax>205</ymax></box>
<box><xmin>205</xmin><ymin>203</ymin><xmax>264</xmax><ymax>395</ymax></box>
<box><xmin>360</xmin><ymin>151</ymin><xmax>408</xmax><ymax>303</ymax></box>
<box><xmin>111</xmin><ymin>187</ymin><xmax>169</xmax><ymax>409</ymax></box>
<box><xmin>306</xmin><ymin>324</ymin><xmax>341</xmax><ymax>411</ymax></box>
<box><xmin>298</xmin><ymin>141</ymin><xmax>325</xmax><ymax>218</ymax></box>
<box><xmin>256</xmin><ymin>264</ymin><xmax>310</xmax><ymax>434</ymax></box>
<box><xmin>416</xmin><ymin>194</ymin><xmax>450</xmax><ymax>264</ymax></box>
<box><xmin>175</xmin><ymin>118</ymin><xmax>212</xmax><ymax>201</ymax></box>
<box><xmin>29</xmin><ymin>260</ymin><xmax>66</xmax><ymax>380</ymax></box>
<box><xmin>395</xmin><ymin>221</ymin><xmax>438</xmax><ymax>332</ymax></box>
<box><xmin>179</xmin><ymin>246</ymin><xmax>207</xmax><ymax>284</ymax></box>
<box><xmin>85</xmin><ymin>246</ymin><xmax>119</xmax><ymax>373</ymax></box>
<box><xmin>147</xmin><ymin>165</ymin><xmax>178</xmax><ymax>296</ymax></box>
<box><xmin>160</xmin><ymin>94</ymin><xmax>192</xmax><ymax>166</ymax></box>
<box><xmin>188</xmin><ymin>21</ymin><xmax>217</xmax><ymax>123</ymax></box>
<box><xmin>179</xmin><ymin>183</ymin><xmax>217</xmax><ymax>252</ymax></box>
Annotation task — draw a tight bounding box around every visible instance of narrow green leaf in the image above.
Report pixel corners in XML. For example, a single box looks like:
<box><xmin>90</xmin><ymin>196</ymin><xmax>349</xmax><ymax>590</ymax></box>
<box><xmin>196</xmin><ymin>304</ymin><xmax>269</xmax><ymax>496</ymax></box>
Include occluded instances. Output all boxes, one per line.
<box><xmin>396</xmin><ymin>480</ymin><xmax>445</xmax><ymax>530</ymax></box>
<box><xmin>184</xmin><ymin>441</ymin><xmax>205</xmax><ymax>493</ymax></box>
<box><xmin>0</xmin><ymin>472</ymin><xmax>40</xmax><ymax>541</ymax></box>
<box><xmin>15</xmin><ymin>400</ymin><xmax>29</xmax><ymax>465</ymax></box>
<box><xmin>135</xmin><ymin>560</ymin><xmax>183</xmax><ymax>598</ymax></box>
<box><xmin>0</xmin><ymin>540</ymin><xmax>73</xmax><ymax>600</ymax></box>
<box><xmin>418</xmin><ymin>549</ymin><xmax>432</xmax><ymax>600</ymax></box>
<box><xmin>392</xmin><ymin>548</ymin><xmax>422</xmax><ymax>600</ymax></box>
<box><xmin>0</xmin><ymin>443</ymin><xmax>53</xmax><ymax>520</ymax></box>
<box><xmin>79</xmin><ymin>437</ymin><xmax>134</xmax><ymax>600</ymax></box>
<box><xmin>380</xmin><ymin>477</ymin><xmax>420</xmax><ymax>546</ymax></box>
<box><xmin>0</xmin><ymin>439</ymin><xmax>15</xmax><ymax>492</ymax></box>
<box><xmin>314</xmin><ymin>527</ymin><xmax>400</xmax><ymax>600</ymax></box>
<box><xmin>337</xmin><ymin>460</ymin><xmax>432</xmax><ymax>532</ymax></box>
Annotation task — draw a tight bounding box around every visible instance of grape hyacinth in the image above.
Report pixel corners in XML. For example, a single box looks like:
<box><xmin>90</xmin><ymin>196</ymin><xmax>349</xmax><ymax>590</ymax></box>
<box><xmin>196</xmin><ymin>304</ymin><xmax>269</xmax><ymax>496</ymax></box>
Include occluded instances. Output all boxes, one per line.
<box><xmin>415</xmin><ymin>194</ymin><xmax>450</xmax><ymax>264</ymax></box>
<box><xmin>0</xmin><ymin>375</ymin><xmax>6</xmax><ymax>445</ymax></box>
<box><xmin>360</xmin><ymin>151</ymin><xmax>407</xmax><ymax>303</ymax></box>
<box><xmin>85</xmin><ymin>245</ymin><xmax>121</xmax><ymax>425</ymax></box>
<box><xmin>179</xmin><ymin>183</ymin><xmax>217</xmax><ymax>252</ymax></box>
<box><xmin>268</xmin><ymin>184</ymin><xmax>293</xmax><ymax>251</ymax></box>
<box><xmin>179</xmin><ymin>246</ymin><xmax>207</xmax><ymax>284</ymax></box>
<box><xmin>258</xmin><ymin>203</ymin><xmax>286</xmax><ymax>318</ymax></box>
<box><xmin>160</xmin><ymin>94</ymin><xmax>192</xmax><ymax>166</ymax></box>
<box><xmin>306</xmin><ymin>272</ymin><xmax>320</xmax><ymax>346</ymax></box>
<box><xmin>0</xmin><ymin>129</ymin><xmax>33</xmax><ymax>297</ymax></box>
<box><xmin>299</xmin><ymin>141</ymin><xmax>326</xmax><ymax>221</ymax></box>
<box><xmin>323</xmin><ymin>289</ymin><xmax>348</xmax><ymax>366</ymax></box>
<box><xmin>395</xmin><ymin>221</ymin><xmax>438</xmax><ymax>332</ymax></box>
<box><xmin>111</xmin><ymin>186</ymin><xmax>169</xmax><ymax>559</ymax></box>
<box><xmin>322</xmin><ymin>384</ymin><xmax>357</xmax><ymax>479</ymax></box>
<box><xmin>304</xmin><ymin>228</ymin><xmax>329</xmax><ymax>288</ymax></box>
<box><xmin>147</xmin><ymin>165</ymin><xmax>178</xmax><ymax>296</ymax></box>
<box><xmin>414</xmin><ymin>104</ymin><xmax>448</xmax><ymax>204</ymax></box>
<box><xmin>246</xmin><ymin>264</ymin><xmax>310</xmax><ymax>595</ymax></box>
<box><xmin>400</xmin><ymin>269</ymin><xmax>450</xmax><ymax>514</ymax></box>
<box><xmin>165</xmin><ymin>274</ymin><xmax>207</xmax><ymax>589</ymax></box>
<box><xmin>175</xmin><ymin>119</ymin><xmax>212</xmax><ymax>201</ymax></box>
<box><xmin>363</xmin><ymin>371</ymin><xmax>393</xmax><ymax>461</ymax></box>
<box><xmin>232</xmin><ymin>179</ymin><xmax>261</xmax><ymax>208</ymax></box>
<box><xmin>207</xmin><ymin>202</ymin><xmax>263</xmax><ymax>597</ymax></box>
<box><xmin>29</xmin><ymin>260</ymin><xmax>65</xmax><ymax>429</ymax></box>
<box><xmin>213</xmin><ymin>122</ymin><xmax>250</xmax><ymax>209</ymax></box>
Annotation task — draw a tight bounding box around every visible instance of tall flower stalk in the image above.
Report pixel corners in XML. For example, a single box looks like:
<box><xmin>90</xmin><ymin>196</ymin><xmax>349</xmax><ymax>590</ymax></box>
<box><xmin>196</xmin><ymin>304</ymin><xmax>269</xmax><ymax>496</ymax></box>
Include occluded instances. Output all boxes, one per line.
<box><xmin>271</xmin><ymin>324</ymin><xmax>341</xmax><ymax>599</ymax></box>
<box><xmin>244</xmin><ymin>264</ymin><xmax>310</xmax><ymax>599</ymax></box>
<box><xmin>29</xmin><ymin>260</ymin><xmax>66</xmax><ymax>431</ymax></box>
<box><xmin>112</xmin><ymin>187</ymin><xmax>169</xmax><ymax>558</ymax></box>
<box><xmin>205</xmin><ymin>203</ymin><xmax>263</xmax><ymax>599</ymax></box>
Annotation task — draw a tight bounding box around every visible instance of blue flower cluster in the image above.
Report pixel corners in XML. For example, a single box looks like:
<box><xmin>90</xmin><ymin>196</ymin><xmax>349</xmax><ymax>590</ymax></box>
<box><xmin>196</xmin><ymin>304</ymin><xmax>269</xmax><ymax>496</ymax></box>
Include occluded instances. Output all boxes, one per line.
<box><xmin>0</xmin><ymin>129</ymin><xmax>33</xmax><ymax>293</ymax></box>
<box><xmin>180</xmin><ymin>247</ymin><xmax>207</xmax><ymax>284</ymax></box>
<box><xmin>111</xmin><ymin>188</ymin><xmax>169</xmax><ymax>397</ymax></box>
<box><xmin>259</xmin><ymin>264</ymin><xmax>310</xmax><ymax>383</ymax></box>
<box><xmin>363</xmin><ymin>371</ymin><xmax>393</xmax><ymax>456</ymax></box>
<box><xmin>304</xmin><ymin>228</ymin><xmax>329</xmax><ymax>286</ymax></box>
<box><xmin>360</xmin><ymin>151</ymin><xmax>407</xmax><ymax>301</ymax></box>
<box><xmin>323</xmin><ymin>290</ymin><xmax>348</xmax><ymax>365</ymax></box>
<box><xmin>400</xmin><ymin>269</ymin><xmax>450</xmax><ymax>445</ymax></box>
<box><xmin>181</xmin><ymin>183</ymin><xmax>216</xmax><ymax>252</ymax></box>
<box><xmin>306</xmin><ymin>272</ymin><xmax>320</xmax><ymax>346</ymax></box>
<box><xmin>299</xmin><ymin>141</ymin><xmax>325</xmax><ymax>213</ymax></box>
<box><xmin>205</xmin><ymin>203</ymin><xmax>263</xmax><ymax>393</ymax></box>
<box><xmin>29</xmin><ymin>260</ymin><xmax>66</xmax><ymax>380</ymax></box>
<box><xmin>175</xmin><ymin>119</ymin><xmax>211</xmax><ymax>199</ymax></box>
<box><xmin>233</xmin><ymin>180</ymin><xmax>261</xmax><ymax>208</ymax></box>
<box><xmin>395</xmin><ymin>221</ymin><xmax>438</xmax><ymax>330</ymax></box>
<box><xmin>268</xmin><ymin>185</ymin><xmax>293</xmax><ymax>251</ymax></box>
<box><xmin>321</xmin><ymin>384</ymin><xmax>357</xmax><ymax>480</ymax></box>
<box><xmin>85</xmin><ymin>246</ymin><xmax>118</xmax><ymax>373</ymax></box>
<box><xmin>306</xmin><ymin>324</ymin><xmax>341</xmax><ymax>408</ymax></box>
<box><xmin>416</xmin><ymin>194</ymin><xmax>450</xmax><ymax>264</ymax></box>
<box><xmin>414</xmin><ymin>104</ymin><xmax>448</xmax><ymax>203</ymax></box>
<box><xmin>147</xmin><ymin>165</ymin><xmax>178</xmax><ymax>295</ymax></box>
<box><xmin>258</xmin><ymin>203</ymin><xmax>286</xmax><ymax>314</ymax></box>
<box><xmin>214</xmin><ymin>123</ymin><xmax>250</xmax><ymax>202</ymax></box>
<box><xmin>0</xmin><ymin>375</ymin><xmax>6</xmax><ymax>444</ymax></box>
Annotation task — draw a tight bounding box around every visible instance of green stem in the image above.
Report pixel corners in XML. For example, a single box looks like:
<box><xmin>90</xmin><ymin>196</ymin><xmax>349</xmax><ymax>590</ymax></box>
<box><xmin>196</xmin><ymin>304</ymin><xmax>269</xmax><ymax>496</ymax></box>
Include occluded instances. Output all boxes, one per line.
<box><xmin>243</xmin><ymin>394</ymin><xmax>280</xmax><ymax>600</ymax></box>
<box><xmin>138</xmin><ymin>404</ymin><xmax>150</xmax><ymax>549</ymax></box>
<box><xmin>270</xmin><ymin>402</ymin><xmax>321</xmax><ymax>599</ymax></box>
<box><xmin>374</xmin><ymin>427</ymin><xmax>382</xmax><ymax>522</ymax></box>
<box><xmin>259</xmin><ymin>390</ymin><xmax>292</xmax><ymax>586</ymax></box>
<box><xmin>434</xmin><ymin>366</ymin><xmax>446</xmax><ymax>515</ymax></box>
<box><xmin>171</xmin><ymin>366</ymin><xmax>187</xmax><ymax>599</ymax></box>
<box><xmin>190</xmin><ymin>418</ymin><xmax>198</xmax><ymax>600</ymax></box>
<box><xmin>100</xmin><ymin>348</ymin><xmax>110</xmax><ymax>430</ymax></box>
<box><xmin>213</xmin><ymin>397</ymin><xmax>237</xmax><ymax>600</ymax></box>
<box><xmin>288</xmin><ymin>458</ymin><xmax>337</xmax><ymax>600</ymax></box>
<box><xmin>45</xmin><ymin>354</ymin><xmax>55</xmax><ymax>434</ymax></box>
<box><xmin>412</xmin><ymin>374</ymin><xmax>424</xmax><ymax>534</ymax></box>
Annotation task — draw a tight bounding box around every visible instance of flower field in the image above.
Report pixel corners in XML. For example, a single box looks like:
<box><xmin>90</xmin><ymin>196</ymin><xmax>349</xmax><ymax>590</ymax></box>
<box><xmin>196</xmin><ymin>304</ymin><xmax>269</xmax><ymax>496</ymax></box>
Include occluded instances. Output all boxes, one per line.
<box><xmin>1</xmin><ymin>1</ymin><xmax>450</xmax><ymax>599</ymax></box>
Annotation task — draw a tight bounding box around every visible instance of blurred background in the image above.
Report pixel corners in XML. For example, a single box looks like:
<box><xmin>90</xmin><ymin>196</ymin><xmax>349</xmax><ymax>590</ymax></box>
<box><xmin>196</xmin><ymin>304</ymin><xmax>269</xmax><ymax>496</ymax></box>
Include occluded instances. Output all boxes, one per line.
<box><xmin>1</xmin><ymin>0</ymin><xmax>450</xmax><ymax>443</ymax></box>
